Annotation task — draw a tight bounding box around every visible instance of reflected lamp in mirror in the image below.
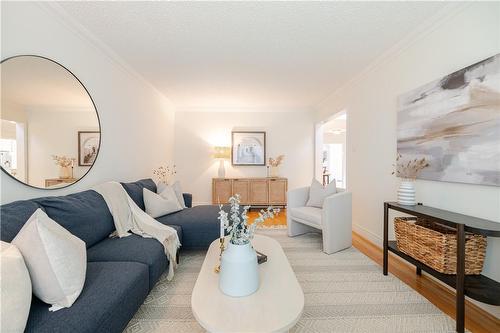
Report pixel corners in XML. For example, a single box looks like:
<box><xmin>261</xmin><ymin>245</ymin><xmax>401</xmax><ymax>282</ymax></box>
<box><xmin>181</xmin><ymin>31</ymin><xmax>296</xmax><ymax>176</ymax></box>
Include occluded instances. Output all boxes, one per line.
<box><xmin>0</xmin><ymin>55</ymin><xmax>101</xmax><ymax>189</ymax></box>
<box><xmin>213</xmin><ymin>146</ymin><xmax>230</xmax><ymax>178</ymax></box>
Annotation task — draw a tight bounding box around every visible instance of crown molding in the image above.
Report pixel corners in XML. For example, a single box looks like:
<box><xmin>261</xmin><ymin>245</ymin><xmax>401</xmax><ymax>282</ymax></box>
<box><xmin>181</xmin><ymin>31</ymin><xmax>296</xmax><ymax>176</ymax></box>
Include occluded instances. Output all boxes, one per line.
<box><xmin>35</xmin><ymin>2</ymin><xmax>174</xmax><ymax>107</ymax></box>
<box><xmin>315</xmin><ymin>2</ymin><xmax>472</xmax><ymax>111</ymax></box>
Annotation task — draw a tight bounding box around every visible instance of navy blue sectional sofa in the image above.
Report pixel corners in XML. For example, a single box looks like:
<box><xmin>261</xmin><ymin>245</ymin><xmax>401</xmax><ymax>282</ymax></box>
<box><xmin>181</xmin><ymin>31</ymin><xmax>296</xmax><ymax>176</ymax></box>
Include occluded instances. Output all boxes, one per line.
<box><xmin>0</xmin><ymin>179</ymin><xmax>220</xmax><ymax>333</ymax></box>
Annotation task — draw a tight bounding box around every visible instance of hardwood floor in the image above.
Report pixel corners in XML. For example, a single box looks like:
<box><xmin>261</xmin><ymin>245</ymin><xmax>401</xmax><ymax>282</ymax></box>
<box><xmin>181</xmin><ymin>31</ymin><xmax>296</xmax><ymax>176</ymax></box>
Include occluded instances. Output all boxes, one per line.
<box><xmin>247</xmin><ymin>209</ymin><xmax>287</xmax><ymax>228</ymax></box>
<box><xmin>352</xmin><ymin>231</ymin><xmax>500</xmax><ymax>333</ymax></box>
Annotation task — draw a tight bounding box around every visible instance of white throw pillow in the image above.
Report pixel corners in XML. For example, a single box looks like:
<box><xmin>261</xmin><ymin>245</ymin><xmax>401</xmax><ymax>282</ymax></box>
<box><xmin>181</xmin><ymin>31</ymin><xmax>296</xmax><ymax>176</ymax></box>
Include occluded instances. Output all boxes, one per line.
<box><xmin>156</xmin><ymin>181</ymin><xmax>167</xmax><ymax>194</ymax></box>
<box><xmin>0</xmin><ymin>241</ymin><xmax>32</xmax><ymax>332</ymax></box>
<box><xmin>144</xmin><ymin>187</ymin><xmax>182</xmax><ymax>218</ymax></box>
<box><xmin>12</xmin><ymin>209</ymin><xmax>87</xmax><ymax>312</ymax></box>
<box><xmin>156</xmin><ymin>181</ymin><xmax>186</xmax><ymax>208</ymax></box>
<box><xmin>306</xmin><ymin>179</ymin><xmax>337</xmax><ymax>208</ymax></box>
<box><xmin>171</xmin><ymin>181</ymin><xmax>186</xmax><ymax>208</ymax></box>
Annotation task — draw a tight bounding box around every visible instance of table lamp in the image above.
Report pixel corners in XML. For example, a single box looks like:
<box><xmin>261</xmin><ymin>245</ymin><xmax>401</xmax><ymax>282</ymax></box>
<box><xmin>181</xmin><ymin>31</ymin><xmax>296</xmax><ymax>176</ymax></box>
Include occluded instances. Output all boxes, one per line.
<box><xmin>213</xmin><ymin>146</ymin><xmax>231</xmax><ymax>178</ymax></box>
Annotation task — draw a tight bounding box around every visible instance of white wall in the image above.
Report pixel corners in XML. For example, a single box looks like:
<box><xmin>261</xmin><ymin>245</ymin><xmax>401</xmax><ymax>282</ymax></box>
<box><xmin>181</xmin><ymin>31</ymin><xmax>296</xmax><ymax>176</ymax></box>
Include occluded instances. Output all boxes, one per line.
<box><xmin>317</xmin><ymin>2</ymin><xmax>500</xmax><ymax>315</ymax></box>
<box><xmin>26</xmin><ymin>109</ymin><xmax>98</xmax><ymax>187</ymax></box>
<box><xmin>0</xmin><ymin>2</ymin><xmax>176</xmax><ymax>203</ymax></box>
<box><xmin>174</xmin><ymin>111</ymin><xmax>314</xmax><ymax>205</ymax></box>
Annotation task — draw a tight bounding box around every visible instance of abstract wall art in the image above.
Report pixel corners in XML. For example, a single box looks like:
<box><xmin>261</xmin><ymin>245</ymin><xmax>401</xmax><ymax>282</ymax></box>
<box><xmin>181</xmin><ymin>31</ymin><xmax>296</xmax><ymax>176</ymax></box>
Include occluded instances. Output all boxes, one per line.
<box><xmin>397</xmin><ymin>54</ymin><xmax>500</xmax><ymax>186</ymax></box>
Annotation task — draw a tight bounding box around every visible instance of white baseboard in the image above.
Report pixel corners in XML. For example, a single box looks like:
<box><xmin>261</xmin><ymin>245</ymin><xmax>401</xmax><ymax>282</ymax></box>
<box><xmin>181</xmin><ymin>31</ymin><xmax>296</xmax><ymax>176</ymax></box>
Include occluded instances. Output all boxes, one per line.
<box><xmin>352</xmin><ymin>223</ymin><xmax>382</xmax><ymax>247</ymax></box>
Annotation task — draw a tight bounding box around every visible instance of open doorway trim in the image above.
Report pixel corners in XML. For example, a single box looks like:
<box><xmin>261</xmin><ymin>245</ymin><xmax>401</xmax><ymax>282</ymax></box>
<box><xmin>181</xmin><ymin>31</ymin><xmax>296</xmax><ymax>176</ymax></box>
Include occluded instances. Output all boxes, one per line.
<box><xmin>314</xmin><ymin>110</ymin><xmax>347</xmax><ymax>189</ymax></box>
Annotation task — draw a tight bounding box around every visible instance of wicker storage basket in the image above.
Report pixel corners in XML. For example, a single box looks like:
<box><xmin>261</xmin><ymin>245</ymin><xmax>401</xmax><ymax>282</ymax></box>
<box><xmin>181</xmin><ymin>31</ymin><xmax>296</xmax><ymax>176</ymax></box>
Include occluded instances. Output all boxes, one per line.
<box><xmin>394</xmin><ymin>217</ymin><xmax>487</xmax><ymax>275</ymax></box>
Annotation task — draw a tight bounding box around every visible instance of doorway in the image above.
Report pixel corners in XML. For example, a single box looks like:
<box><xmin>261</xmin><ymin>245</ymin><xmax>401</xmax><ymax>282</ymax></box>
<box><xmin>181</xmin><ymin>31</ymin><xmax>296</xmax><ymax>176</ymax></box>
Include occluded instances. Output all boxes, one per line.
<box><xmin>315</xmin><ymin>111</ymin><xmax>347</xmax><ymax>189</ymax></box>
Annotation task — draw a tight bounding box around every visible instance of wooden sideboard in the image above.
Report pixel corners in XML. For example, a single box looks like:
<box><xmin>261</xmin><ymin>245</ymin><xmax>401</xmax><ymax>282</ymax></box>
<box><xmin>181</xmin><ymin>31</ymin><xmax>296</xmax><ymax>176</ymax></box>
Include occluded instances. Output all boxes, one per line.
<box><xmin>45</xmin><ymin>178</ymin><xmax>77</xmax><ymax>188</ymax></box>
<box><xmin>212</xmin><ymin>178</ymin><xmax>288</xmax><ymax>207</ymax></box>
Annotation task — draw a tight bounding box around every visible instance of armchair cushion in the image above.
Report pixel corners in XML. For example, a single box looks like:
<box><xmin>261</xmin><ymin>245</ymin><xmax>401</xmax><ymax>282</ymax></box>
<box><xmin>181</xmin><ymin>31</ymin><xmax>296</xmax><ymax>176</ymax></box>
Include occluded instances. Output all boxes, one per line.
<box><xmin>289</xmin><ymin>206</ymin><xmax>322</xmax><ymax>227</ymax></box>
<box><xmin>306</xmin><ymin>179</ymin><xmax>337</xmax><ymax>208</ymax></box>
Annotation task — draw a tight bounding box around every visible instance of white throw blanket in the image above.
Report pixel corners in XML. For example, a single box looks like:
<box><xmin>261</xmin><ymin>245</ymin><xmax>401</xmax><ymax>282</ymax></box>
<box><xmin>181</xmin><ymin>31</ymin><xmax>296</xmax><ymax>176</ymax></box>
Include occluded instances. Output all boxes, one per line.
<box><xmin>94</xmin><ymin>182</ymin><xmax>180</xmax><ymax>280</ymax></box>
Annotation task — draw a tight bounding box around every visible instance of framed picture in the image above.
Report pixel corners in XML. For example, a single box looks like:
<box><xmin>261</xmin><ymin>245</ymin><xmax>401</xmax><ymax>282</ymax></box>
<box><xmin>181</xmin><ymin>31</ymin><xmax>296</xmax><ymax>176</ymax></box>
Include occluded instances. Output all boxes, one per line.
<box><xmin>78</xmin><ymin>131</ymin><xmax>100</xmax><ymax>166</ymax></box>
<box><xmin>231</xmin><ymin>131</ymin><xmax>266</xmax><ymax>166</ymax></box>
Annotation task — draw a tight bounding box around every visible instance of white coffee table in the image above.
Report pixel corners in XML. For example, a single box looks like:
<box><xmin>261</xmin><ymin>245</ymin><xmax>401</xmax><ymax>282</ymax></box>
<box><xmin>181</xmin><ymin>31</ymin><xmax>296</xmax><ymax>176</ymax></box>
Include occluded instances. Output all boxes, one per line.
<box><xmin>191</xmin><ymin>235</ymin><xmax>304</xmax><ymax>333</ymax></box>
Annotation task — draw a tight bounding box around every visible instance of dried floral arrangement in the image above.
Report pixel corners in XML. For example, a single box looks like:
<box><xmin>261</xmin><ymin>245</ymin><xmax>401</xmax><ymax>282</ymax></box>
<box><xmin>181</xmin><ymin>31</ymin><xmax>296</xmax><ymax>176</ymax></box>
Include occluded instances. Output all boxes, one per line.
<box><xmin>218</xmin><ymin>195</ymin><xmax>280</xmax><ymax>245</ymax></box>
<box><xmin>392</xmin><ymin>153</ymin><xmax>429</xmax><ymax>180</ymax></box>
<box><xmin>153</xmin><ymin>165</ymin><xmax>177</xmax><ymax>185</ymax></box>
<box><xmin>268</xmin><ymin>155</ymin><xmax>285</xmax><ymax>167</ymax></box>
<box><xmin>52</xmin><ymin>155</ymin><xmax>75</xmax><ymax>168</ymax></box>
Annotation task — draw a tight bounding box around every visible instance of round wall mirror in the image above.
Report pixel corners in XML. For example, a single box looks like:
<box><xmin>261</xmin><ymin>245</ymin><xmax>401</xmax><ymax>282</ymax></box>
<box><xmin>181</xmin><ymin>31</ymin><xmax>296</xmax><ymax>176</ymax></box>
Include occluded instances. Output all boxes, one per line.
<box><xmin>0</xmin><ymin>55</ymin><xmax>100</xmax><ymax>189</ymax></box>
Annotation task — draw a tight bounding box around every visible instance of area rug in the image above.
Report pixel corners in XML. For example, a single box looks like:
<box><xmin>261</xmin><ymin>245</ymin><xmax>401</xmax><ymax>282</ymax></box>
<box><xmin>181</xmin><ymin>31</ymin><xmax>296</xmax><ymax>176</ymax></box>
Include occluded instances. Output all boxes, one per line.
<box><xmin>124</xmin><ymin>230</ymin><xmax>457</xmax><ymax>333</ymax></box>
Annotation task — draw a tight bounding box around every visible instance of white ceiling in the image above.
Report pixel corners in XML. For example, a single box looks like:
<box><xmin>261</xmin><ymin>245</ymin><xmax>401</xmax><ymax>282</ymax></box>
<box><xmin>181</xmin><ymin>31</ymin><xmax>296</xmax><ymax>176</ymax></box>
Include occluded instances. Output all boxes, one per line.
<box><xmin>57</xmin><ymin>1</ymin><xmax>449</xmax><ymax>110</ymax></box>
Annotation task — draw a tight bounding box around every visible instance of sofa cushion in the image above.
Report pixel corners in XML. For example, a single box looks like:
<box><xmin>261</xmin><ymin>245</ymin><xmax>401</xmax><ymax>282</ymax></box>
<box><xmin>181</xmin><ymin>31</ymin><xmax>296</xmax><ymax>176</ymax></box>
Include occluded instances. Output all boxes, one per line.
<box><xmin>290</xmin><ymin>206</ymin><xmax>322</xmax><ymax>227</ymax></box>
<box><xmin>182</xmin><ymin>193</ymin><xmax>193</xmax><ymax>208</ymax></box>
<box><xmin>156</xmin><ymin>205</ymin><xmax>221</xmax><ymax>249</ymax></box>
<box><xmin>0</xmin><ymin>200</ymin><xmax>44</xmax><ymax>242</ymax></box>
<box><xmin>25</xmin><ymin>261</ymin><xmax>149</xmax><ymax>333</ymax></box>
<box><xmin>33</xmin><ymin>191</ymin><xmax>115</xmax><ymax>249</ymax></box>
<box><xmin>87</xmin><ymin>234</ymin><xmax>170</xmax><ymax>289</ymax></box>
<box><xmin>121</xmin><ymin>179</ymin><xmax>156</xmax><ymax>211</ymax></box>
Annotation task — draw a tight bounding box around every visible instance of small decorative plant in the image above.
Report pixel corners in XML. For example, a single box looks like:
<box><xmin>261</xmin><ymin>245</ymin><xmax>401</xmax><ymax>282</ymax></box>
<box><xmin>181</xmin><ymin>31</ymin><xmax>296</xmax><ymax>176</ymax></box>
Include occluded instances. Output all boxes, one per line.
<box><xmin>268</xmin><ymin>155</ymin><xmax>285</xmax><ymax>167</ymax></box>
<box><xmin>218</xmin><ymin>194</ymin><xmax>280</xmax><ymax>245</ymax></box>
<box><xmin>52</xmin><ymin>155</ymin><xmax>75</xmax><ymax>167</ymax></box>
<box><xmin>153</xmin><ymin>165</ymin><xmax>177</xmax><ymax>185</ymax></box>
<box><xmin>392</xmin><ymin>153</ymin><xmax>429</xmax><ymax>180</ymax></box>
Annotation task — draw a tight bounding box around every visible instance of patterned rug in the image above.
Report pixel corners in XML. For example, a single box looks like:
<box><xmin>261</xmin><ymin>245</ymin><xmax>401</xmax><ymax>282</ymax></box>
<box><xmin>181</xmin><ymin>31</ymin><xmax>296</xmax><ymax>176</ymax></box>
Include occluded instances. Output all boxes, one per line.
<box><xmin>125</xmin><ymin>230</ymin><xmax>457</xmax><ymax>333</ymax></box>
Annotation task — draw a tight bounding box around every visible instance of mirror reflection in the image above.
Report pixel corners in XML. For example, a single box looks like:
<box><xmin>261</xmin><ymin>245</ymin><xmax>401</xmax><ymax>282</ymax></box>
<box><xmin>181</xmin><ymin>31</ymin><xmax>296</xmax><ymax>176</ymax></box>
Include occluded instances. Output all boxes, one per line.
<box><xmin>1</xmin><ymin>55</ymin><xmax>100</xmax><ymax>189</ymax></box>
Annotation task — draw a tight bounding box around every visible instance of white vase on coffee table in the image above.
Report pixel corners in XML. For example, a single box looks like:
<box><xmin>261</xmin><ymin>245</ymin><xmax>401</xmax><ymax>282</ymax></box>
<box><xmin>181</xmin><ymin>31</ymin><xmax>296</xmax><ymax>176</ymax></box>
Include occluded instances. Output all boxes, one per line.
<box><xmin>219</xmin><ymin>241</ymin><xmax>259</xmax><ymax>297</ymax></box>
<box><xmin>398</xmin><ymin>180</ymin><xmax>416</xmax><ymax>206</ymax></box>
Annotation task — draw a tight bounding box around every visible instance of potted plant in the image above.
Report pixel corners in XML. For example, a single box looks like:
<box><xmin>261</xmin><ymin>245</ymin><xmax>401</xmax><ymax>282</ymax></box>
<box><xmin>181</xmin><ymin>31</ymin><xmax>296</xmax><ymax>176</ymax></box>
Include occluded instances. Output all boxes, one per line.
<box><xmin>392</xmin><ymin>154</ymin><xmax>429</xmax><ymax>205</ymax></box>
<box><xmin>153</xmin><ymin>165</ymin><xmax>177</xmax><ymax>192</ymax></box>
<box><xmin>217</xmin><ymin>195</ymin><xmax>279</xmax><ymax>297</ymax></box>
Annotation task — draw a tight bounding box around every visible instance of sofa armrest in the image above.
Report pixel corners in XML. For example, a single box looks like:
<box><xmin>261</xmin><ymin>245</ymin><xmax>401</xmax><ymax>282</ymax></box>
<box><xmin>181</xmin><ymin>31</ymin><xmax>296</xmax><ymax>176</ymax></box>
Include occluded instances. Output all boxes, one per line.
<box><xmin>182</xmin><ymin>193</ymin><xmax>193</xmax><ymax>208</ymax></box>
<box><xmin>287</xmin><ymin>187</ymin><xmax>310</xmax><ymax>208</ymax></box>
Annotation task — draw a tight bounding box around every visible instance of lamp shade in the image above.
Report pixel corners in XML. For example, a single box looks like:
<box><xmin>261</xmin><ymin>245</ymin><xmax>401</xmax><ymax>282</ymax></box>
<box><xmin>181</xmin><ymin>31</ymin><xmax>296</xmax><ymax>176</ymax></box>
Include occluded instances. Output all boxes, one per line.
<box><xmin>213</xmin><ymin>146</ymin><xmax>231</xmax><ymax>159</ymax></box>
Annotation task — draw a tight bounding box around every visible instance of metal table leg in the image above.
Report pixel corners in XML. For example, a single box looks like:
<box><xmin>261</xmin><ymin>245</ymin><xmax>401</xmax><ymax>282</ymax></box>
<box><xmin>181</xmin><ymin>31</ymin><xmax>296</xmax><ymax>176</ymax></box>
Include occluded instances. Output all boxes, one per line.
<box><xmin>383</xmin><ymin>203</ymin><xmax>389</xmax><ymax>276</ymax></box>
<box><xmin>456</xmin><ymin>224</ymin><xmax>465</xmax><ymax>333</ymax></box>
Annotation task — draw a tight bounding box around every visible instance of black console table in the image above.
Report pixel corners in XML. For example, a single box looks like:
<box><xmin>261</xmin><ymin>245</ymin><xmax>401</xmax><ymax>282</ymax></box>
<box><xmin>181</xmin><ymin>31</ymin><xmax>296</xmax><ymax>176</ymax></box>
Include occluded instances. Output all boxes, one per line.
<box><xmin>383</xmin><ymin>202</ymin><xmax>500</xmax><ymax>333</ymax></box>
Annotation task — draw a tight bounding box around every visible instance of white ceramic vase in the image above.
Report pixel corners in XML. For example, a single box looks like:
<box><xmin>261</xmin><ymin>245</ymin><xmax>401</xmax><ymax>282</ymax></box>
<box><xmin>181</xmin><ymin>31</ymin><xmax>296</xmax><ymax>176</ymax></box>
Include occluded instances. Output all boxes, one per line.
<box><xmin>219</xmin><ymin>241</ymin><xmax>259</xmax><ymax>297</ymax></box>
<box><xmin>398</xmin><ymin>180</ymin><xmax>416</xmax><ymax>206</ymax></box>
<box><xmin>59</xmin><ymin>166</ymin><xmax>71</xmax><ymax>179</ymax></box>
<box><xmin>270</xmin><ymin>166</ymin><xmax>279</xmax><ymax>178</ymax></box>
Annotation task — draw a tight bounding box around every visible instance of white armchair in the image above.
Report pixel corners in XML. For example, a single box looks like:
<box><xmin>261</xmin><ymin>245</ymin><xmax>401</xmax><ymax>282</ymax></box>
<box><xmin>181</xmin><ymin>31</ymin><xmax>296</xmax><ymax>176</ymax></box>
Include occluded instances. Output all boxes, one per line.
<box><xmin>287</xmin><ymin>186</ymin><xmax>352</xmax><ymax>254</ymax></box>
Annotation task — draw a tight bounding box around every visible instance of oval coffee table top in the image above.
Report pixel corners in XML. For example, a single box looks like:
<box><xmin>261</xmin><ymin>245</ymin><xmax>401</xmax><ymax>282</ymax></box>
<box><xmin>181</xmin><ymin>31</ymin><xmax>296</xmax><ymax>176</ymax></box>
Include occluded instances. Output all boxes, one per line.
<box><xmin>191</xmin><ymin>234</ymin><xmax>304</xmax><ymax>333</ymax></box>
